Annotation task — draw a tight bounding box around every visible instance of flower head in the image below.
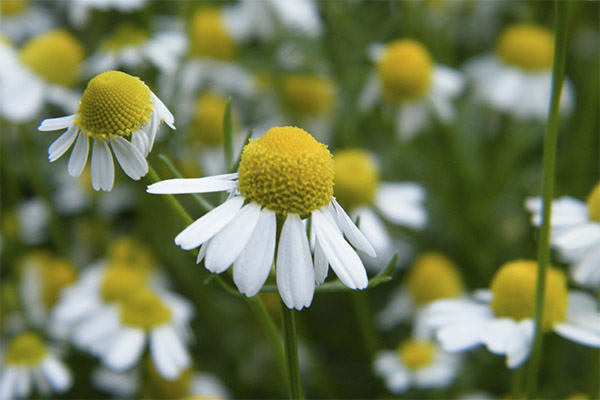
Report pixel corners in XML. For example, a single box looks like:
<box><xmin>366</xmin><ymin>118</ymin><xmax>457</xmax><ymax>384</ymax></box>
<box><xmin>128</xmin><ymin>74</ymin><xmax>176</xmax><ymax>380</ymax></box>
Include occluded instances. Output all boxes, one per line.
<box><xmin>496</xmin><ymin>24</ymin><xmax>554</xmax><ymax>71</ymax></box>
<box><xmin>281</xmin><ymin>74</ymin><xmax>335</xmax><ymax>117</ymax></box>
<box><xmin>189</xmin><ymin>9</ymin><xmax>236</xmax><ymax>61</ymax></box>
<box><xmin>192</xmin><ymin>92</ymin><xmax>238</xmax><ymax>146</ymax></box>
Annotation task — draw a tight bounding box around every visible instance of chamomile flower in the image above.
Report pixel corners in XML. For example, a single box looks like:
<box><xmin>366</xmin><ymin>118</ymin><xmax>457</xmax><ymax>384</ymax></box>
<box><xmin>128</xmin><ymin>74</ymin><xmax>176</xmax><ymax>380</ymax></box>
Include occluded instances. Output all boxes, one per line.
<box><xmin>0</xmin><ymin>0</ymin><xmax>54</xmax><ymax>43</ymax></box>
<box><xmin>148</xmin><ymin>126</ymin><xmax>375</xmax><ymax>310</ymax></box>
<box><xmin>425</xmin><ymin>260</ymin><xmax>600</xmax><ymax>369</ymax></box>
<box><xmin>68</xmin><ymin>0</ymin><xmax>149</xmax><ymax>28</ymax></box>
<box><xmin>525</xmin><ymin>183</ymin><xmax>600</xmax><ymax>289</ymax></box>
<box><xmin>333</xmin><ymin>149</ymin><xmax>427</xmax><ymax>269</ymax></box>
<box><xmin>85</xmin><ymin>23</ymin><xmax>187</xmax><ymax>76</ymax></box>
<box><xmin>465</xmin><ymin>23</ymin><xmax>574</xmax><ymax>120</ymax></box>
<box><xmin>0</xmin><ymin>332</ymin><xmax>72</xmax><ymax>400</ymax></box>
<box><xmin>377</xmin><ymin>252</ymin><xmax>464</xmax><ymax>331</ymax></box>
<box><xmin>373</xmin><ymin>338</ymin><xmax>460</xmax><ymax>395</ymax></box>
<box><xmin>360</xmin><ymin>39</ymin><xmax>465</xmax><ymax>140</ymax></box>
<box><xmin>0</xmin><ymin>29</ymin><xmax>84</xmax><ymax>122</ymax></box>
<box><xmin>38</xmin><ymin>70</ymin><xmax>175</xmax><ymax>191</ymax></box>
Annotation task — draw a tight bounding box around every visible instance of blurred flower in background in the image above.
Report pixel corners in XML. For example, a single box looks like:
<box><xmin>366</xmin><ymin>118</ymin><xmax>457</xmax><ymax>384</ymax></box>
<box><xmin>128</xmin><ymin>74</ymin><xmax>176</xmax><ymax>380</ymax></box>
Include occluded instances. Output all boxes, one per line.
<box><xmin>68</xmin><ymin>0</ymin><xmax>148</xmax><ymax>28</ymax></box>
<box><xmin>0</xmin><ymin>0</ymin><xmax>55</xmax><ymax>43</ymax></box>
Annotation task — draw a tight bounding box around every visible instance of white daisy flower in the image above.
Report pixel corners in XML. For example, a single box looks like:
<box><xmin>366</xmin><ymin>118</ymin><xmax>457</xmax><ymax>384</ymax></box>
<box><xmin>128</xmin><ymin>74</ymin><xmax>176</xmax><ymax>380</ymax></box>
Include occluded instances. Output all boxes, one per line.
<box><xmin>376</xmin><ymin>252</ymin><xmax>464</xmax><ymax>331</ymax></box>
<box><xmin>148</xmin><ymin>126</ymin><xmax>376</xmax><ymax>310</ymax></box>
<box><xmin>68</xmin><ymin>0</ymin><xmax>148</xmax><ymax>28</ymax></box>
<box><xmin>425</xmin><ymin>260</ymin><xmax>600</xmax><ymax>369</ymax></box>
<box><xmin>373</xmin><ymin>338</ymin><xmax>460</xmax><ymax>395</ymax></box>
<box><xmin>333</xmin><ymin>149</ymin><xmax>427</xmax><ymax>270</ymax></box>
<box><xmin>85</xmin><ymin>22</ymin><xmax>187</xmax><ymax>77</ymax></box>
<box><xmin>465</xmin><ymin>23</ymin><xmax>574</xmax><ymax>120</ymax></box>
<box><xmin>0</xmin><ymin>30</ymin><xmax>84</xmax><ymax>122</ymax></box>
<box><xmin>0</xmin><ymin>332</ymin><xmax>72</xmax><ymax>400</ymax></box>
<box><xmin>0</xmin><ymin>0</ymin><xmax>55</xmax><ymax>43</ymax></box>
<box><xmin>525</xmin><ymin>183</ymin><xmax>600</xmax><ymax>289</ymax></box>
<box><xmin>360</xmin><ymin>39</ymin><xmax>465</xmax><ymax>140</ymax></box>
<box><xmin>15</xmin><ymin>198</ymin><xmax>49</xmax><ymax>245</ymax></box>
<box><xmin>38</xmin><ymin>70</ymin><xmax>175</xmax><ymax>192</ymax></box>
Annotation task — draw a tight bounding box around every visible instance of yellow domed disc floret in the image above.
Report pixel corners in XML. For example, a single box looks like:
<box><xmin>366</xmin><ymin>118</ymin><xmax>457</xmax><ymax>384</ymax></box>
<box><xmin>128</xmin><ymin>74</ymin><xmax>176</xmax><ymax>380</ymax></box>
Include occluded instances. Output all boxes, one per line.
<box><xmin>77</xmin><ymin>71</ymin><xmax>153</xmax><ymax>140</ymax></box>
<box><xmin>407</xmin><ymin>252</ymin><xmax>463</xmax><ymax>305</ymax></box>
<box><xmin>1</xmin><ymin>0</ymin><xmax>27</xmax><ymax>15</ymax></box>
<box><xmin>108</xmin><ymin>236</ymin><xmax>155</xmax><ymax>274</ymax></box>
<box><xmin>20</xmin><ymin>29</ymin><xmax>84</xmax><ymax>87</ymax></box>
<box><xmin>333</xmin><ymin>150</ymin><xmax>379</xmax><ymax>210</ymax></box>
<box><xmin>101</xmin><ymin>23</ymin><xmax>149</xmax><ymax>52</ymax></box>
<box><xmin>5</xmin><ymin>332</ymin><xmax>47</xmax><ymax>366</ymax></box>
<box><xmin>496</xmin><ymin>24</ymin><xmax>554</xmax><ymax>71</ymax></box>
<box><xmin>586</xmin><ymin>182</ymin><xmax>600</xmax><ymax>222</ymax></box>
<box><xmin>281</xmin><ymin>74</ymin><xmax>335</xmax><ymax>116</ymax></box>
<box><xmin>377</xmin><ymin>39</ymin><xmax>433</xmax><ymax>103</ymax></box>
<box><xmin>490</xmin><ymin>260</ymin><xmax>568</xmax><ymax>331</ymax></box>
<box><xmin>101</xmin><ymin>265</ymin><xmax>148</xmax><ymax>303</ymax></box>
<box><xmin>189</xmin><ymin>9</ymin><xmax>235</xmax><ymax>61</ymax></box>
<box><xmin>120</xmin><ymin>289</ymin><xmax>172</xmax><ymax>331</ymax></box>
<box><xmin>193</xmin><ymin>92</ymin><xmax>237</xmax><ymax>146</ymax></box>
<box><xmin>397</xmin><ymin>339</ymin><xmax>435</xmax><ymax>370</ymax></box>
<box><xmin>238</xmin><ymin>126</ymin><xmax>334</xmax><ymax>216</ymax></box>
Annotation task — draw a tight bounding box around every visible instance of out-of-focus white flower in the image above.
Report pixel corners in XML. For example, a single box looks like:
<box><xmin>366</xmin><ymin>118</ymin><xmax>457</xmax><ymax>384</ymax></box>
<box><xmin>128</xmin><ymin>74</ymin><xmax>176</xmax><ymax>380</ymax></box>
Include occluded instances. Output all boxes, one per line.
<box><xmin>525</xmin><ymin>183</ymin><xmax>600</xmax><ymax>289</ymax></box>
<box><xmin>0</xmin><ymin>0</ymin><xmax>55</xmax><ymax>43</ymax></box>
<box><xmin>0</xmin><ymin>332</ymin><xmax>72</xmax><ymax>400</ymax></box>
<box><xmin>85</xmin><ymin>22</ymin><xmax>187</xmax><ymax>76</ymax></box>
<box><xmin>360</xmin><ymin>39</ymin><xmax>465</xmax><ymax>140</ymax></box>
<box><xmin>68</xmin><ymin>0</ymin><xmax>148</xmax><ymax>28</ymax></box>
<box><xmin>16</xmin><ymin>198</ymin><xmax>49</xmax><ymax>245</ymax></box>
<box><xmin>465</xmin><ymin>23</ymin><xmax>574</xmax><ymax>120</ymax></box>
<box><xmin>38</xmin><ymin>70</ymin><xmax>175</xmax><ymax>192</ymax></box>
<box><xmin>373</xmin><ymin>338</ymin><xmax>460</xmax><ymax>395</ymax></box>
<box><xmin>425</xmin><ymin>260</ymin><xmax>600</xmax><ymax>369</ymax></box>
<box><xmin>332</xmin><ymin>149</ymin><xmax>427</xmax><ymax>270</ymax></box>
<box><xmin>0</xmin><ymin>30</ymin><xmax>84</xmax><ymax>122</ymax></box>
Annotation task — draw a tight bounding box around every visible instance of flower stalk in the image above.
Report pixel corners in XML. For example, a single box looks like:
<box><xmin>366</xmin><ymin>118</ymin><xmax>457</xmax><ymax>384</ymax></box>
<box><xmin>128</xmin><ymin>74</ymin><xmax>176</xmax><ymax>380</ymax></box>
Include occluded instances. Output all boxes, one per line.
<box><xmin>281</xmin><ymin>300</ymin><xmax>303</xmax><ymax>399</ymax></box>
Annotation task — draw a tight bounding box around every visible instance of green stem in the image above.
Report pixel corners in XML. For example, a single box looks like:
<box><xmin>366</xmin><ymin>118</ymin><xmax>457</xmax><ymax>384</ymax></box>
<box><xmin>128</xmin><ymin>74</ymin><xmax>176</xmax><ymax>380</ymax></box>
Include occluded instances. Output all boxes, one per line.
<box><xmin>223</xmin><ymin>98</ymin><xmax>234</xmax><ymax>171</ymax></box>
<box><xmin>526</xmin><ymin>1</ymin><xmax>569</xmax><ymax>397</ymax></box>
<box><xmin>146</xmin><ymin>164</ymin><xmax>193</xmax><ymax>225</ymax></box>
<box><xmin>511</xmin><ymin>364</ymin><xmax>526</xmax><ymax>400</ymax></box>
<box><xmin>351</xmin><ymin>291</ymin><xmax>380</xmax><ymax>357</ymax></box>
<box><xmin>157</xmin><ymin>154</ymin><xmax>214</xmax><ymax>212</ymax></box>
<box><xmin>280</xmin><ymin>300</ymin><xmax>303</xmax><ymax>399</ymax></box>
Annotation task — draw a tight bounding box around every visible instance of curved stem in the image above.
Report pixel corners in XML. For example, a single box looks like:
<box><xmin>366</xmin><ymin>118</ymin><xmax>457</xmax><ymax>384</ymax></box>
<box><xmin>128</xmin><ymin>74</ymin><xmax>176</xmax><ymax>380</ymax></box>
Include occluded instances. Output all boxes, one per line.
<box><xmin>280</xmin><ymin>300</ymin><xmax>303</xmax><ymax>399</ymax></box>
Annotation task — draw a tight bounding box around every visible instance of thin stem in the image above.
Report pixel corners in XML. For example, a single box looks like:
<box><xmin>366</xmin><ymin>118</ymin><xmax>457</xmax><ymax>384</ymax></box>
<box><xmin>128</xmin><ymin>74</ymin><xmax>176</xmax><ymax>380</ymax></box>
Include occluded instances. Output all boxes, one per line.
<box><xmin>351</xmin><ymin>291</ymin><xmax>381</xmax><ymax>357</ymax></box>
<box><xmin>157</xmin><ymin>154</ymin><xmax>213</xmax><ymax>212</ymax></box>
<box><xmin>511</xmin><ymin>364</ymin><xmax>526</xmax><ymax>400</ymax></box>
<box><xmin>223</xmin><ymin>98</ymin><xmax>234</xmax><ymax>171</ymax></box>
<box><xmin>280</xmin><ymin>300</ymin><xmax>303</xmax><ymax>400</ymax></box>
<box><xmin>146</xmin><ymin>164</ymin><xmax>193</xmax><ymax>225</ymax></box>
<box><xmin>526</xmin><ymin>1</ymin><xmax>569</xmax><ymax>398</ymax></box>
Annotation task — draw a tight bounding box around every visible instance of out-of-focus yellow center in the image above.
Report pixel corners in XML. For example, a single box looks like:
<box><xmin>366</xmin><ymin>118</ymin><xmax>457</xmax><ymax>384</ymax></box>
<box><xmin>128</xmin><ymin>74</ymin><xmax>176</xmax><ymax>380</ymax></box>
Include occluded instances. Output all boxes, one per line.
<box><xmin>19</xmin><ymin>29</ymin><xmax>84</xmax><ymax>87</ymax></box>
<box><xmin>148</xmin><ymin>360</ymin><xmax>191</xmax><ymax>395</ymax></box>
<box><xmin>333</xmin><ymin>150</ymin><xmax>379</xmax><ymax>210</ymax></box>
<box><xmin>189</xmin><ymin>9</ymin><xmax>235</xmax><ymax>61</ymax></box>
<box><xmin>496</xmin><ymin>24</ymin><xmax>554</xmax><ymax>71</ymax></box>
<box><xmin>377</xmin><ymin>39</ymin><xmax>433</xmax><ymax>102</ymax></box>
<box><xmin>102</xmin><ymin>23</ymin><xmax>149</xmax><ymax>52</ymax></box>
<box><xmin>407</xmin><ymin>252</ymin><xmax>463</xmax><ymax>305</ymax></box>
<box><xmin>490</xmin><ymin>260</ymin><xmax>568</xmax><ymax>331</ymax></box>
<box><xmin>77</xmin><ymin>71</ymin><xmax>153</xmax><ymax>139</ymax></box>
<box><xmin>5</xmin><ymin>332</ymin><xmax>47</xmax><ymax>366</ymax></box>
<box><xmin>1</xmin><ymin>0</ymin><xmax>27</xmax><ymax>15</ymax></box>
<box><xmin>281</xmin><ymin>74</ymin><xmax>335</xmax><ymax>116</ymax></box>
<box><xmin>238</xmin><ymin>126</ymin><xmax>334</xmax><ymax>216</ymax></box>
<box><xmin>22</xmin><ymin>251</ymin><xmax>77</xmax><ymax>309</ymax></box>
<box><xmin>193</xmin><ymin>92</ymin><xmax>237</xmax><ymax>146</ymax></box>
<box><xmin>586</xmin><ymin>182</ymin><xmax>600</xmax><ymax>222</ymax></box>
<box><xmin>120</xmin><ymin>289</ymin><xmax>172</xmax><ymax>330</ymax></box>
<box><xmin>107</xmin><ymin>236</ymin><xmax>155</xmax><ymax>274</ymax></box>
<box><xmin>101</xmin><ymin>265</ymin><xmax>147</xmax><ymax>303</ymax></box>
<box><xmin>397</xmin><ymin>339</ymin><xmax>435</xmax><ymax>370</ymax></box>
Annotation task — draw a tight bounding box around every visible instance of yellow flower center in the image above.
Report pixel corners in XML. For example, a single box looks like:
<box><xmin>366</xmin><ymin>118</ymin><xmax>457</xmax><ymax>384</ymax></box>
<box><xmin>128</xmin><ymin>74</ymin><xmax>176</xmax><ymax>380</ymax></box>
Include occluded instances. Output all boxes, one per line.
<box><xmin>189</xmin><ymin>9</ymin><xmax>236</xmax><ymax>61</ymax></box>
<box><xmin>238</xmin><ymin>127</ymin><xmax>334</xmax><ymax>216</ymax></box>
<box><xmin>21</xmin><ymin>251</ymin><xmax>77</xmax><ymax>309</ymax></box>
<box><xmin>333</xmin><ymin>150</ymin><xmax>379</xmax><ymax>210</ymax></box>
<box><xmin>193</xmin><ymin>92</ymin><xmax>238</xmax><ymax>146</ymax></box>
<box><xmin>586</xmin><ymin>182</ymin><xmax>600</xmax><ymax>222</ymax></box>
<box><xmin>377</xmin><ymin>39</ymin><xmax>433</xmax><ymax>102</ymax></box>
<box><xmin>496</xmin><ymin>24</ymin><xmax>554</xmax><ymax>71</ymax></box>
<box><xmin>19</xmin><ymin>29</ymin><xmax>84</xmax><ymax>87</ymax></box>
<box><xmin>120</xmin><ymin>289</ymin><xmax>172</xmax><ymax>330</ymax></box>
<box><xmin>5</xmin><ymin>332</ymin><xmax>47</xmax><ymax>366</ymax></box>
<box><xmin>101</xmin><ymin>23</ymin><xmax>149</xmax><ymax>52</ymax></box>
<box><xmin>397</xmin><ymin>340</ymin><xmax>435</xmax><ymax>370</ymax></box>
<box><xmin>1</xmin><ymin>0</ymin><xmax>27</xmax><ymax>15</ymax></box>
<box><xmin>281</xmin><ymin>74</ymin><xmax>335</xmax><ymax>116</ymax></box>
<box><xmin>101</xmin><ymin>265</ymin><xmax>147</xmax><ymax>303</ymax></box>
<box><xmin>77</xmin><ymin>71</ymin><xmax>153</xmax><ymax>140</ymax></box>
<box><xmin>407</xmin><ymin>252</ymin><xmax>463</xmax><ymax>305</ymax></box>
<box><xmin>490</xmin><ymin>260</ymin><xmax>568</xmax><ymax>331</ymax></box>
<box><xmin>107</xmin><ymin>236</ymin><xmax>155</xmax><ymax>274</ymax></box>
<box><xmin>147</xmin><ymin>360</ymin><xmax>192</xmax><ymax>397</ymax></box>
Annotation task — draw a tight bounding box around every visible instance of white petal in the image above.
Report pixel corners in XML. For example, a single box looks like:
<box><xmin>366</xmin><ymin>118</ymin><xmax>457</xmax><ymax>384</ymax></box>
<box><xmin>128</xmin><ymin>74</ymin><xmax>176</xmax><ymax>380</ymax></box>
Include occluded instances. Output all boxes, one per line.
<box><xmin>331</xmin><ymin>200</ymin><xmax>375</xmax><ymax>257</ymax></box>
<box><xmin>553</xmin><ymin>322</ymin><xmax>600</xmax><ymax>348</ymax></box>
<box><xmin>312</xmin><ymin>207</ymin><xmax>368</xmax><ymax>290</ymax></box>
<box><xmin>103</xmin><ymin>328</ymin><xmax>146</xmax><ymax>371</ymax></box>
<box><xmin>386</xmin><ymin>369</ymin><xmax>412</xmax><ymax>394</ymax></box>
<box><xmin>14</xmin><ymin>368</ymin><xmax>31</xmax><ymax>398</ymax></box>
<box><xmin>397</xmin><ymin>101</ymin><xmax>429</xmax><ymax>140</ymax></box>
<box><xmin>205</xmin><ymin>202</ymin><xmax>262</xmax><ymax>273</ymax></box>
<box><xmin>110</xmin><ymin>136</ymin><xmax>148</xmax><ymax>180</ymax></box>
<box><xmin>313</xmin><ymin>238</ymin><xmax>328</xmax><ymax>285</ymax></box>
<box><xmin>152</xmin><ymin>92</ymin><xmax>175</xmax><ymax>129</ymax></box>
<box><xmin>425</xmin><ymin>299</ymin><xmax>493</xmax><ymax>329</ymax></box>
<box><xmin>131</xmin><ymin>129</ymin><xmax>149</xmax><ymax>157</ymax></box>
<box><xmin>67</xmin><ymin>131</ymin><xmax>89</xmax><ymax>177</ymax></box>
<box><xmin>0</xmin><ymin>369</ymin><xmax>17</xmax><ymax>400</ymax></box>
<box><xmin>32</xmin><ymin>368</ymin><xmax>51</xmax><ymax>397</ymax></box>
<box><xmin>38</xmin><ymin>115</ymin><xmax>76</xmax><ymax>131</ymax></box>
<box><xmin>147</xmin><ymin>174</ymin><xmax>238</xmax><ymax>194</ymax></box>
<box><xmin>196</xmin><ymin>242</ymin><xmax>208</xmax><ymax>264</ymax></box>
<box><xmin>233</xmin><ymin>208</ymin><xmax>277</xmax><ymax>297</ymax></box>
<box><xmin>437</xmin><ymin>320</ymin><xmax>487</xmax><ymax>352</ymax></box>
<box><xmin>554</xmin><ymin>223</ymin><xmax>600</xmax><ymax>253</ymax></box>
<box><xmin>40</xmin><ymin>357</ymin><xmax>72</xmax><ymax>392</ymax></box>
<box><xmin>432</xmin><ymin>65</ymin><xmax>465</xmax><ymax>97</ymax></box>
<box><xmin>352</xmin><ymin>206</ymin><xmax>392</xmax><ymax>257</ymax></box>
<box><xmin>480</xmin><ymin>318</ymin><xmax>519</xmax><ymax>355</ymax></box>
<box><xmin>276</xmin><ymin>213</ymin><xmax>315</xmax><ymax>310</ymax></box>
<box><xmin>572</xmin><ymin>244</ymin><xmax>600</xmax><ymax>288</ymax></box>
<box><xmin>72</xmin><ymin>307</ymin><xmax>120</xmax><ymax>350</ymax></box>
<box><xmin>175</xmin><ymin>196</ymin><xmax>244</xmax><ymax>250</ymax></box>
<box><xmin>48</xmin><ymin>124</ymin><xmax>78</xmax><ymax>162</ymax></box>
<box><xmin>376</xmin><ymin>182</ymin><xmax>428</xmax><ymax>229</ymax></box>
<box><xmin>150</xmin><ymin>325</ymin><xmax>191</xmax><ymax>380</ymax></box>
<box><xmin>505</xmin><ymin>320</ymin><xmax>534</xmax><ymax>369</ymax></box>
<box><xmin>91</xmin><ymin>140</ymin><xmax>115</xmax><ymax>191</ymax></box>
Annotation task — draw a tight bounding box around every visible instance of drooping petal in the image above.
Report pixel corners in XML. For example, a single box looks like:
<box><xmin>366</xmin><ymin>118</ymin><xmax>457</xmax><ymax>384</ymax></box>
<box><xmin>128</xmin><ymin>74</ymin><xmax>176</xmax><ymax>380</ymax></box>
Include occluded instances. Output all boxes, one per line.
<box><xmin>40</xmin><ymin>357</ymin><xmax>72</xmax><ymax>393</ymax></box>
<box><xmin>480</xmin><ymin>318</ymin><xmax>519</xmax><ymax>355</ymax></box>
<box><xmin>102</xmin><ymin>328</ymin><xmax>146</xmax><ymax>371</ymax></box>
<box><xmin>331</xmin><ymin>200</ymin><xmax>376</xmax><ymax>257</ymax></box>
<box><xmin>376</xmin><ymin>182</ymin><xmax>428</xmax><ymax>229</ymax></box>
<box><xmin>151</xmin><ymin>92</ymin><xmax>175</xmax><ymax>129</ymax></box>
<box><xmin>313</xmin><ymin>239</ymin><xmax>328</xmax><ymax>285</ymax></box>
<box><xmin>436</xmin><ymin>320</ymin><xmax>487</xmax><ymax>352</ymax></box>
<box><xmin>505</xmin><ymin>320</ymin><xmax>534</xmax><ymax>369</ymax></box>
<box><xmin>150</xmin><ymin>325</ymin><xmax>191</xmax><ymax>380</ymax></box>
<box><xmin>571</xmin><ymin>244</ymin><xmax>600</xmax><ymax>288</ymax></box>
<box><xmin>67</xmin><ymin>131</ymin><xmax>89</xmax><ymax>177</ymax></box>
<box><xmin>131</xmin><ymin>129</ymin><xmax>149</xmax><ymax>157</ymax></box>
<box><xmin>147</xmin><ymin>173</ymin><xmax>239</xmax><ymax>194</ymax></box>
<box><xmin>14</xmin><ymin>368</ymin><xmax>31</xmax><ymax>399</ymax></box>
<box><xmin>48</xmin><ymin>124</ymin><xmax>78</xmax><ymax>162</ymax></box>
<box><xmin>110</xmin><ymin>136</ymin><xmax>148</xmax><ymax>180</ymax></box>
<box><xmin>91</xmin><ymin>140</ymin><xmax>115</xmax><ymax>191</ymax></box>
